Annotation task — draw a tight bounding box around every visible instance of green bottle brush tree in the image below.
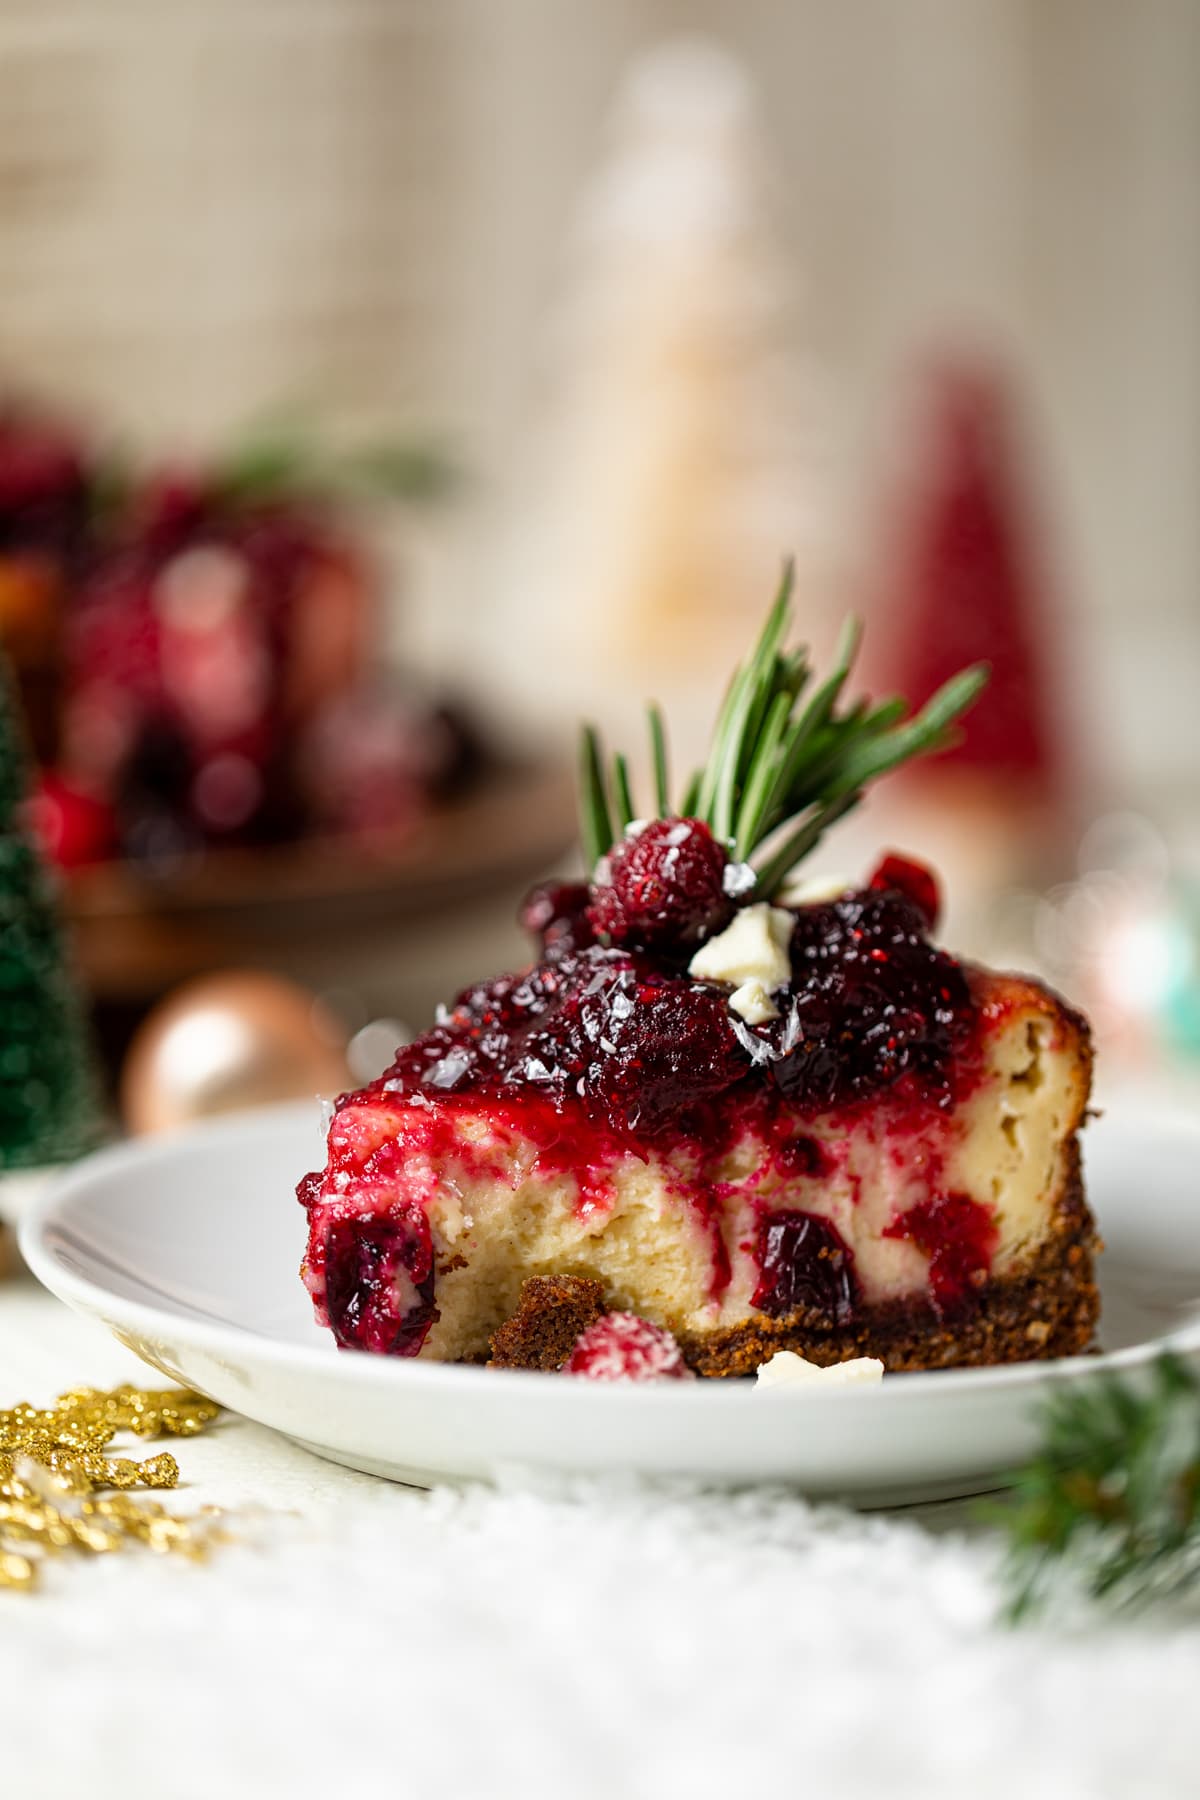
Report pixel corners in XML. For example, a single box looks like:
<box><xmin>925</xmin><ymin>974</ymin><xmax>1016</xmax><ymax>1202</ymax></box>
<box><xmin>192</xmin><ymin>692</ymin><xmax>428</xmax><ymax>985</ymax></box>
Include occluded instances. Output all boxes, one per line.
<box><xmin>0</xmin><ymin>659</ymin><xmax>102</xmax><ymax>1170</ymax></box>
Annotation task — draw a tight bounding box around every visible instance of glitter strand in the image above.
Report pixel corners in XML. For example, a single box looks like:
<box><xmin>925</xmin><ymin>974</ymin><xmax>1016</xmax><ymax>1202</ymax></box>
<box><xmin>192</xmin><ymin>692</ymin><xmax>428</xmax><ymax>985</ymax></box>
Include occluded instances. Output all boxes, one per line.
<box><xmin>0</xmin><ymin>1384</ymin><xmax>226</xmax><ymax>1592</ymax></box>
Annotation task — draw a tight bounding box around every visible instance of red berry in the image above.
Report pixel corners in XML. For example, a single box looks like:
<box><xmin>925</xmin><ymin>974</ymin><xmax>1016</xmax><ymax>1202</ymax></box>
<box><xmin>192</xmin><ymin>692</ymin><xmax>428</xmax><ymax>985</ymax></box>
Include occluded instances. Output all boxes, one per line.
<box><xmin>26</xmin><ymin>772</ymin><xmax>116</xmax><ymax>868</ymax></box>
<box><xmin>519</xmin><ymin>880</ymin><xmax>595</xmax><ymax>960</ymax></box>
<box><xmin>0</xmin><ymin>414</ymin><xmax>85</xmax><ymax>512</ymax></box>
<box><xmin>322</xmin><ymin>1211</ymin><xmax>437</xmax><ymax>1356</ymax></box>
<box><xmin>564</xmin><ymin>1311</ymin><xmax>693</xmax><ymax>1381</ymax></box>
<box><xmin>587</xmin><ymin>817</ymin><xmax>732</xmax><ymax>954</ymax></box>
<box><xmin>752</xmin><ymin>1210</ymin><xmax>859</xmax><ymax>1325</ymax></box>
<box><xmin>868</xmin><ymin>853</ymin><xmax>941</xmax><ymax>932</ymax></box>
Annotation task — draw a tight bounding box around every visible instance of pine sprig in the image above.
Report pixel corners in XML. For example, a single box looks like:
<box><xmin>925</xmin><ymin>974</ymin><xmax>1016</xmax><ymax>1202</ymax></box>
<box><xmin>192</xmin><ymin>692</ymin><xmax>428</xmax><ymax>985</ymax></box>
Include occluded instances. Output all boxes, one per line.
<box><xmin>576</xmin><ymin>560</ymin><xmax>988</xmax><ymax>889</ymax></box>
<box><xmin>997</xmin><ymin>1354</ymin><xmax>1200</xmax><ymax>1622</ymax></box>
<box><xmin>209</xmin><ymin>431</ymin><xmax>461</xmax><ymax>510</ymax></box>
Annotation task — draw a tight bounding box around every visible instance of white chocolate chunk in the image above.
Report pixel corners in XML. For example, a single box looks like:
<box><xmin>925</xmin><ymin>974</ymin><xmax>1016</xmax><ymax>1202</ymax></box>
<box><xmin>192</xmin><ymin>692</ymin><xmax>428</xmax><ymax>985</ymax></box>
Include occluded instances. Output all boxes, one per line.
<box><xmin>755</xmin><ymin>1351</ymin><xmax>885</xmax><ymax>1389</ymax></box>
<box><xmin>688</xmin><ymin>901</ymin><xmax>793</xmax><ymax>990</ymax></box>
<box><xmin>778</xmin><ymin>871</ymin><xmax>853</xmax><ymax>907</ymax></box>
<box><xmin>728</xmin><ymin>979</ymin><xmax>780</xmax><ymax>1024</ymax></box>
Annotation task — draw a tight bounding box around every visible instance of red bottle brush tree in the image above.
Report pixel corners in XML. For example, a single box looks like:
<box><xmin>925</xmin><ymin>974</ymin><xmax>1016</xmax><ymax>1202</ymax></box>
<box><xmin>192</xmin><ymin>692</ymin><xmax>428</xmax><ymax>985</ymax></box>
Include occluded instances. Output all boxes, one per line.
<box><xmin>877</xmin><ymin>361</ymin><xmax>1070</xmax><ymax>803</ymax></box>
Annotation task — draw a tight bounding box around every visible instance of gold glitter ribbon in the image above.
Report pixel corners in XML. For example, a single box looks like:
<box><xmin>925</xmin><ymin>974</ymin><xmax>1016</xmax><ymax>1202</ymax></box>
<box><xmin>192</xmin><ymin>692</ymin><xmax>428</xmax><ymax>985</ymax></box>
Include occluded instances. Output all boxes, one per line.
<box><xmin>0</xmin><ymin>1384</ymin><xmax>225</xmax><ymax>1592</ymax></box>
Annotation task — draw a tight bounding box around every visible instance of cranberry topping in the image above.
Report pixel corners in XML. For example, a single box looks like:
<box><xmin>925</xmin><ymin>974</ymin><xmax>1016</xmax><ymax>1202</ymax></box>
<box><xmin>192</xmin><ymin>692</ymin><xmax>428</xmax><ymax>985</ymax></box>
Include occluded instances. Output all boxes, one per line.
<box><xmin>519</xmin><ymin>880</ymin><xmax>596</xmax><ymax>961</ymax></box>
<box><xmin>588</xmin><ymin>818</ymin><xmax>733</xmax><ymax>955</ymax></box>
<box><xmin>752</xmin><ymin>1210</ymin><xmax>860</xmax><ymax>1325</ymax></box>
<box><xmin>383</xmin><ymin>945</ymin><xmax>750</xmax><ymax>1141</ymax></box>
<box><xmin>770</xmin><ymin>888</ymin><xmax>972</xmax><ymax>1112</ymax></box>
<box><xmin>323</xmin><ymin>1212</ymin><xmax>438</xmax><ymax>1355</ymax></box>
<box><xmin>884</xmin><ymin>1192</ymin><xmax>998</xmax><ymax>1317</ymax></box>
<box><xmin>564</xmin><ymin>1312</ymin><xmax>693</xmax><ymax>1381</ymax></box>
<box><xmin>371</xmin><ymin>879</ymin><xmax>975</xmax><ymax>1146</ymax></box>
<box><xmin>869</xmin><ymin>852</ymin><xmax>941</xmax><ymax>932</ymax></box>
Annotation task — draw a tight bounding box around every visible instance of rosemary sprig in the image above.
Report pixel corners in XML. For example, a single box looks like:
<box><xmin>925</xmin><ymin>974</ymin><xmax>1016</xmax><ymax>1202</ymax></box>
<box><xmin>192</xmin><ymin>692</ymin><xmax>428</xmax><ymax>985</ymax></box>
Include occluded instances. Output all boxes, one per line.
<box><xmin>648</xmin><ymin>704</ymin><xmax>670</xmax><ymax>816</ymax></box>
<box><xmin>997</xmin><ymin>1354</ymin><xmax>1200</xmax><ymax>1622</ymax></box>
<box><xmin>578</xmin><ymin>726</ymin><xmax>614</xmax><ymax>872</ymax></box>
<box><xmin>576</xmin><ymin>561</ymin><xmax>988</xmax><ymax>889</ymax></box>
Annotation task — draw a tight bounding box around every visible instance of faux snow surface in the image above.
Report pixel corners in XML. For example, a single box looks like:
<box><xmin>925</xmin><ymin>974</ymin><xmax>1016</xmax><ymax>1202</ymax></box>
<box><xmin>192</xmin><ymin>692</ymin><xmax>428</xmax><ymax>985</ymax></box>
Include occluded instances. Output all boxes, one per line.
<box><xmin>3</xmin><ymin>1282</ymin><xmax>1197</xmax><ymax>1800</ymax></box>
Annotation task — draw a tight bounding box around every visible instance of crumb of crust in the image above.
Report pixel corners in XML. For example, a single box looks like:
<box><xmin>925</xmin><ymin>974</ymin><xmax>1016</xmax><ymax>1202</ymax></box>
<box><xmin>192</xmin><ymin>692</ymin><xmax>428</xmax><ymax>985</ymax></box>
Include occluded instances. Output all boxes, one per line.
<box><xmin>488</xmin><ymin>1276</ymin><xmax>609</xmax><ymax>1371</ymax></box>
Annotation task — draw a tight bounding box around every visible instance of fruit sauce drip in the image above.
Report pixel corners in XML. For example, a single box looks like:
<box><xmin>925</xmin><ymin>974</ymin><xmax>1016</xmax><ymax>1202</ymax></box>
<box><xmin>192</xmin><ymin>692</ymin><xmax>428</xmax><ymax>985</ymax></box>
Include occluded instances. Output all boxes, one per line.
<box><xmin>884</xmin><ymin>1192</ymin><xmax>999</xmax><ymax>1320</ymax></box>
<box><xmin>303</xmin><ymin>832</ymin><xmax>986</xmax><ymax>1359</ymax></box>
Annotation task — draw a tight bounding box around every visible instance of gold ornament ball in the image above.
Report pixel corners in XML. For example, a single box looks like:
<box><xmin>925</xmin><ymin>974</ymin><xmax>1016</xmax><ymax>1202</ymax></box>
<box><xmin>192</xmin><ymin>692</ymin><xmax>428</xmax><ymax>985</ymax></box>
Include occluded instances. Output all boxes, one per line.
<box><xmin>122</xmin><ymin>971</ymin><xmax>351</xmax><ymax>1136</ymax></box>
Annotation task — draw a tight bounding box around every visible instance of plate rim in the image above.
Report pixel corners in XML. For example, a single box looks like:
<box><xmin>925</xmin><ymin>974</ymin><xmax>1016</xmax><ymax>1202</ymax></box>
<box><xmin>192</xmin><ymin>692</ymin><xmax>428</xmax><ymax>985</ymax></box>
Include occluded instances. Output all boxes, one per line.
<box><xmin>19</xmin><ymin>1099</ymin><xmax>1200</xmax><ymax>1411</ymax></box>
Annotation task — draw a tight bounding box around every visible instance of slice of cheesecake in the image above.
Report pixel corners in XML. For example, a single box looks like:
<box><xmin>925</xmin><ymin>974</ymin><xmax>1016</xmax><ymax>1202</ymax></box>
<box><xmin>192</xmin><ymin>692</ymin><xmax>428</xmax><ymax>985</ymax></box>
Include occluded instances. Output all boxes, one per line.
<box><xmin>298</xmin><ymin>875</ymin><xmax>1097</xmax><ymax>1375</ymax></box>
<box><xmin>297</xmin><ymin>581</ymin><xmax>1099</xmax><ymax>1376</ymax></box>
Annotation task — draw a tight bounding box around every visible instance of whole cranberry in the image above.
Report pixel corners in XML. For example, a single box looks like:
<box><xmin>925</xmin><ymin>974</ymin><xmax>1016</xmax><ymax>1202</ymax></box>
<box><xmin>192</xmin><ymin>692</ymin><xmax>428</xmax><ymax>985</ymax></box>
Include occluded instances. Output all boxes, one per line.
<box><xmin>322</xmin><ymin>1211</ymin><xmax>437</xmax><ymax>1356</ymax></box>
<box><xmin>564</xmin><ymin>1312</ymin><xmax>693</xmax><ymax>1381</ymax></box>
<box><xmin>519</xmin><ymin>880</ymin><xmax>595</xmax><ymax>960</ymax></box>
<box><xmin>752</xmin><ymin>1210</ymin><xmax>859</xmax><ymax>1325</ymax></box>
<box><xmin>587</xmin><ymin>817</ymin><xmax>733</xmax><ymax>955</ymax></box>
<box><xmin>868</xmin><ymin>852</ymin><xmax>941</xmax><ymax>933</ymax></box>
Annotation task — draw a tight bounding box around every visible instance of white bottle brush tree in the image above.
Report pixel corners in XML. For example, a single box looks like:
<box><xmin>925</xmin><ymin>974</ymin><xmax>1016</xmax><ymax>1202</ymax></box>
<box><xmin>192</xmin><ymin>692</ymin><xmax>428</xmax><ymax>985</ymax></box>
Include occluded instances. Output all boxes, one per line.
<box><xmin>502</xmin><ymin>37</ymin><xmax>840</xmax><ymax>744</ymax></box>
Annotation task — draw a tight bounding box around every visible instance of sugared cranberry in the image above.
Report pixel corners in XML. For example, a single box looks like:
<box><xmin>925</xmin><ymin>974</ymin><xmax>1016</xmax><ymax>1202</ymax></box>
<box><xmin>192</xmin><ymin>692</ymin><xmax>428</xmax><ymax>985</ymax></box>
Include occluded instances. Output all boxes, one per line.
<box><xmin>752</xmin><ymin>1210</ymin><xmax>859</xmax><ymax>1325</ymax></box>
<box><xmin>587</xmin><ymin>818</ymin><xmax>733</xmax><ymax>955</ymax></box>
<box><xmin>771</xmin><ymin>888</ymin><xmax>971</xmax><ymax>1112</ymax></box>
<box><xmin>868</xmin><ymin>853</ymin><xmax>941</xmax><ymax>933</ymax></box>
<box><xmin>323</xmin><ymin>1212</ymin><xmax>438</xmax><ymax>1355</ymax></box>
<box><xmin>519</xmin><ymin>880</ymin><xmax>595</xmax><ymax>960</ymax></box>
<box><xmin>884</xmin><ymin>1193</ymin><xmax>997</xmax><ymax>1318</ymax></box>
<box><xmin>564</xmin><ymin>1311</ymin><xmax>693</xmax><ymax>1381</ymax></box>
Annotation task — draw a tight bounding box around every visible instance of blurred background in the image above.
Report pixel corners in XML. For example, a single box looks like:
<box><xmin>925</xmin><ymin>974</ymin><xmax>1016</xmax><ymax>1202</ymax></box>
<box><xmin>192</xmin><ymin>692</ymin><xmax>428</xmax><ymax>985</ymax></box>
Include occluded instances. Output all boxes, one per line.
<box><xmin>1</xmin><ymin>0</ymin><xmax>1197</xmax><ymax>1136</ymax></box>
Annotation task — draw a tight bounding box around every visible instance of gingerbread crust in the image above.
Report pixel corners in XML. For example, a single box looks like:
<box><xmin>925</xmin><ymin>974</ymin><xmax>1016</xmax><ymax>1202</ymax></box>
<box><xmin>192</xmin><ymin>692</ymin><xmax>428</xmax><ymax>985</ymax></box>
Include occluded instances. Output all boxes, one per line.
<box><xmin>489</xmin><ymin>1275</ymin><xmax>608</xmax><ymax>1371</ymax></box>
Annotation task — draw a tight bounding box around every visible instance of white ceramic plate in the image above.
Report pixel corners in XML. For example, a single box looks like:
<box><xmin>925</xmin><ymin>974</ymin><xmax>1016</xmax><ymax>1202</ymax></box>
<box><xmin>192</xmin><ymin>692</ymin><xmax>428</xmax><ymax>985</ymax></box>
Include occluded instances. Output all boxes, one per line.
<box><xmin>20</xmin><ymin>1100</ymin><xmax>1200</xmax><ymax>1504</ymax></box>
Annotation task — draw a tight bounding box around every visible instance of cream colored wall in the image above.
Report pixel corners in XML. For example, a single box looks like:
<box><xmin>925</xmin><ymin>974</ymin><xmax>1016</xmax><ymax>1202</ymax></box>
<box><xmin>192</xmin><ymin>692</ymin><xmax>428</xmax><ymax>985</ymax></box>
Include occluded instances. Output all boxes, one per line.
<box><xmin>0</xmin><ymin>0</ymin><xmax>1196</xmax><ymax>802</ymax></box>
<box><xmin>0</xmin><ymin>1</ymin><xmax>470</xmax><ymax>439</ymax></box>
<box><xmin>452</xmin><ymin>0</ymin><xmax>1200</xmax><ymax>804</ymax></box>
